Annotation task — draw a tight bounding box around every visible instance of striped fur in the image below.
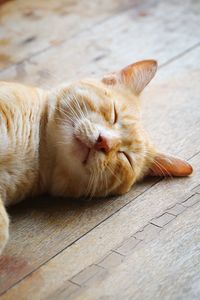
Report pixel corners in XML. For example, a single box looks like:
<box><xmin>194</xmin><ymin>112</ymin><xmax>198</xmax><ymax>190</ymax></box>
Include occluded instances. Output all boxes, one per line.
<box><xmin>0</xmin><ymin>60</ymin><xmax>192</xmax><ymax>254</ymax></box>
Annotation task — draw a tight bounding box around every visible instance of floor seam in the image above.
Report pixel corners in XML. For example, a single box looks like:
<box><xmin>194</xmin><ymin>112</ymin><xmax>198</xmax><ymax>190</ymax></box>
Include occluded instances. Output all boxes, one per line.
<box><xmin>159</xmin><ymin>42</ymin><xmax>200</xmax><ymax>69</ymax></box>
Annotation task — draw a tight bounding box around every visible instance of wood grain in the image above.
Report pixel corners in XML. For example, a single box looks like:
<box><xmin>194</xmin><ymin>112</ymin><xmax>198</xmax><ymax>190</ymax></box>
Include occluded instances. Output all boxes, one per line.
<box><xmin>0</xmin><ymin>0</ymin><xmax>200</xmax><ymax>298</ymax></box>
<box><xmin>0</xmin><ymin>0</ymin><xmax>139</xmax><ymax>69</ymax></box>
<box><xmin>71</xmin><ymin>200</ymin><xmax>200</xmax><ymax>300</ymax></box>
<box><xmin>0</xmin><ymin>0</ymin><xmax>199</xmax><ymax>87</ymax></box>
<box><xmin>0</xmin><ymin>39</ymin><xmax>200</xmax><ymax>299</ymax></box>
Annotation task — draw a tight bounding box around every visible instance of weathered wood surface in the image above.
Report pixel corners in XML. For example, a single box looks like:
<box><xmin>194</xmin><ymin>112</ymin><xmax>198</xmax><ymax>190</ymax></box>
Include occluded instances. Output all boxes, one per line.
<box><xmin>0</xmin><ymin>0</ymin><xmax>200</xmax><ymax>298</ymax></box>
<box><xmin>1</xmin><ymin>30</ymin><xmax>200</xmax><ymax>300</ymax></box>
<box><xmin>69</xmin><ymin>197</ymin><xmax>200</xmax><ymax>300</ymax></box>
<box><xmin>0</xmin><ymin>0</ymin><xmax>199</xmax><ymax>87</ymax></box>
<box><xmin>0</xmin><ymin>0</ymin><xmax>135</xmax><ymax>70</ymax></box>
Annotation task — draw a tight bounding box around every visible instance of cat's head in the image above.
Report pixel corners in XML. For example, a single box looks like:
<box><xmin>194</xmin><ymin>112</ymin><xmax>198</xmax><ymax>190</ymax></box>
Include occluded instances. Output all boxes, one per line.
<box><xmin>48</xmin><ymin>60</ymin><xmax>193</xmax><ymax>198</ymax></box>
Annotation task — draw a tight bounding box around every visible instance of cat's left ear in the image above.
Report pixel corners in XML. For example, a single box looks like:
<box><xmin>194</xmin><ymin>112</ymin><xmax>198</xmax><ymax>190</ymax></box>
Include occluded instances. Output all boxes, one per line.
<box><xmin>149</xmin><ymin>153</ymin><xmax>193</xmax><ymax>177</ymax></box>
<box><xmin>102</xmin><ymin>60</ymin><xmax>157</xmax><ymax>94</ymax></box>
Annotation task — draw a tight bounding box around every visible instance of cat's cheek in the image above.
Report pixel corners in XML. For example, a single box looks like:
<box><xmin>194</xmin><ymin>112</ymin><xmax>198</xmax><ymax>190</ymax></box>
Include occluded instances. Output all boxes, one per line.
<box><xmin>111</xmin><ymin>178</ymin><xmax>134</xmax><ymax>196</ymax></box>
<box><xmin>73</xmin><ymin>141</ymin><xmax>89</xmax><ymax>164</ymax></box>
<box><xmin>122</xmin><ymin>164</ymin><xmax>136</xmax><ymax>192</ymax></box>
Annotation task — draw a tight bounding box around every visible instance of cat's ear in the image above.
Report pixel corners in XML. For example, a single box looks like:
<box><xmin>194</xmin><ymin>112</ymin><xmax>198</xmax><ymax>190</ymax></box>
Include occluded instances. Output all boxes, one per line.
<box><xmin>149</xmin><ymin>153</ymin><xmax>193</xmax><ymax>177</ymax></box>
<box><xmin>102</xmin><ymin>60</ymin><xmax>157</xmax><ymax>94</ymax></box>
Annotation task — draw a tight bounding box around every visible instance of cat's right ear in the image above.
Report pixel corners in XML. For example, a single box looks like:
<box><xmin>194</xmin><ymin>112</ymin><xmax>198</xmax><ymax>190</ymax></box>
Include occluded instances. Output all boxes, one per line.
<box><xmin>102</xmin><ymin>60</ymin><xmax>157</xmax><ymax>94</ymax></box>
<box><xmin>148</xmin><ymin>153</ymin><xmax>193</xmax><ymax>177</ymax></box>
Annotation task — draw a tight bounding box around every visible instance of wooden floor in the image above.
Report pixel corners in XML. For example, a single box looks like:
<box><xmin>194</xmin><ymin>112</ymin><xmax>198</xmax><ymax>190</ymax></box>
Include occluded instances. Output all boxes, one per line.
<box><xmin>0</xmin><ymin>0</ymin><xmax>200</xmax><ymax>299</ymax></box>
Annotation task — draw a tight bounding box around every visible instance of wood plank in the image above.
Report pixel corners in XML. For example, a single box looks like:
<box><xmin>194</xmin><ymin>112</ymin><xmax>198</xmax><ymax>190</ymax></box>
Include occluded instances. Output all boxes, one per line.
<box><xmin>142</xmin><ymin>45</ymin><xmax>200</xmax><ymax>158</ymax></box>
<box><xmin>70</xmin><ymin>200</ymin><xmax>200</xmax><ymax>300</ymax></box>
<box><xmin>0</xmin><ymin>40</ymin><xmax>200</xmax><ymax>298</ymax></box>
<box><xmin>0</xmin><ymin>0</ymin><xmax>199</xmax><ymax>87</ymax></box>
<box><xmin>0</xmin><ymin>0</ymin><xmax>199</xmax><ymax>289</ymax></box>
<box><xmin>0</xmin><ymin>0</ymin><xmax>139</xmax><ymax>70</ymax></box>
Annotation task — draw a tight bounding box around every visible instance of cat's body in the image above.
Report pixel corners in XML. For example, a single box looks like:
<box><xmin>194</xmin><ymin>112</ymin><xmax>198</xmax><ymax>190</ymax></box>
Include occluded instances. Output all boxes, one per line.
<box><xmin>0</xmin><ymin>82</ymin><xmax>47</xmax><ymax>205</ymax></box>
<box><xmin>0</xmin><ymin>60</ymin><xmax>193</xmax><ymax>254</ymax></box>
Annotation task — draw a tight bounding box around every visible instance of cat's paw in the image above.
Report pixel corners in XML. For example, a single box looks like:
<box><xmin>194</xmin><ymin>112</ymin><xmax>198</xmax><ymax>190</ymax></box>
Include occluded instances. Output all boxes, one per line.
<box><xmin>0</xmin><ymin>214</ymin><xmax>9</xmax><ymax>255</ymax></box>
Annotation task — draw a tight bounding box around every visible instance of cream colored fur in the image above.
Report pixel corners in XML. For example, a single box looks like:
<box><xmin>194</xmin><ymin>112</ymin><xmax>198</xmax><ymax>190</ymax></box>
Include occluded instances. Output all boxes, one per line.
<box><xmin>0</xmin><ymin>60</ymin><xmax>192</xmax><ymax>254</ymax></box>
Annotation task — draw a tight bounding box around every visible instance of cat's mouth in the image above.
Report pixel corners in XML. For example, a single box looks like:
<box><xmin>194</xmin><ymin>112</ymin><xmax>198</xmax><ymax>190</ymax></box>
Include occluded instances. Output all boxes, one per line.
<box><xmin>83</xmin><ymin>148</ymin><xmax>91</xmax><ymax>164</ymax></box>
<box><xmin>74</xmin><ymin>137</ymin><xmax>91</xmax><ymax>165</ymax></box>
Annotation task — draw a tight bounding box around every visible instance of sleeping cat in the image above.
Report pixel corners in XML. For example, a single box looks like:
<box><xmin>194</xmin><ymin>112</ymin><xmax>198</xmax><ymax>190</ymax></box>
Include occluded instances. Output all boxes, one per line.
<box><xmin>0</xmin><ymin>60</ymin><xmax>192</xmax><ymax>254</ymax></box>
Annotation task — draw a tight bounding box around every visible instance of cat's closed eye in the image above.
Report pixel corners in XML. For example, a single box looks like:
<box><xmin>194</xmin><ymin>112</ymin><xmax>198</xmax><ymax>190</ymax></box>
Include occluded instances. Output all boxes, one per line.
<box><xmin>112</xmin><ymin>103</ymin><xmax>118</xmax><ymax>124</ymax></box>
<box><xmin>118</xmin><ymin>151</ymin><xmax>132</xmax><ymax>168</ymax></box>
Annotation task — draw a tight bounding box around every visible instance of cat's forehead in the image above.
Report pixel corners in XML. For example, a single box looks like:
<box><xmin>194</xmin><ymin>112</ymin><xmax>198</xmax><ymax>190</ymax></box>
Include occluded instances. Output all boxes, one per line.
<box><xmin>67</xmin><ymin>78</ymin><xmax>137</xmax><ymax>108</ymax></box>
<box><xmin>70</xmin><ymin>79</ymin><xmax>112</xmax><ymax>98</ymax></box>
<box><xmin>61</xmin><ymin>80</ymin><xmax>113</xmax><ymax>112</ymax></box>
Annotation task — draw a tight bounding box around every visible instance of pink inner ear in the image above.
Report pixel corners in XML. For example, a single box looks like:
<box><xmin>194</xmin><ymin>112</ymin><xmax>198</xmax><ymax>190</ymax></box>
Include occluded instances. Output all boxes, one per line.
<box><xmin>120</xmin><ymin>60</ymin><xmax>157</xmax><ymax>94</ymax></box>
<box><xmin>149</xmin><ymin>153</ymin><xmax>193</xmax><ymax>177</ymax></box>
<box><xmin>102</xmin><ymin>60</ymin><xmax>157</xmax><ymax>94</ymax></box>
<box><xmin>102</xmin><ymin>74</ymin><xmax>118</xmax><ymax>85</ymax></box>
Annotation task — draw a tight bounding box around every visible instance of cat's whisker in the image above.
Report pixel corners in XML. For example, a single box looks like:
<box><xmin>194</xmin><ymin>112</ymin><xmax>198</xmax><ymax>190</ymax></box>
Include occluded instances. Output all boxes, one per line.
<box><xmin>56</xmin><ymin>139</ymin><xmax>72</xmax><ymax>145</ymax></box>
<box><xmin>56</xmin><ymin>90</ymin><xmax>78</xmax><ymax>121</ymax></box>
<box><xmin>84</xmin><ymin>179</ymin><xmax>90</xmax><ymax>199</ymax></box>
<box><xmin>144</xmin><ymin>149</ymin><xmax>171</xmax><ymax>178</ymax></box>
<box><xmin>85</xmin><ymin>170</ymin><xmax>95</xmax><ymax>200</ymax></box>
<box><xmin>86</xmin><ymin>171</ymin><xmax>94</xmax><ymax>195</ymax></box>
<box><xmin>90</xmin><ymin>175</ymin><xmax>98</xmax><ymax>200</ymax></box>
<box><xmin>49</xmin><ymin>101</ymin><xmax>76</xmax><ymax>124</ymax></box>
<box><xmin>153</xmin><ymin>160</ymin><xmax>173</xmax><ymax>180</ymax></box>
<box><xmin>89</xmin><ymin>176</ymin><xmax>97</xmax><ymax>200</ymax></box>
<box><xmin>74</xmin><ymin>99</ymin><xmax>84</xmax><ymax>120</ymax></box>
<box><xmin>54</xmin><ymin>116</ymin><xmax>72</xmax><ymax>125</ymax></box>
<box><xmin>56</xmin><ymin>105</ymin><xmax>72</xmax><ymax>119</ymax></box>
<box><xmin>72</xmin><ymin>93</ymin><xmax>86</xmax><ymax>120</ymax></box>
<box><xmin>63</xmin><ymin>95</ymin><xmax>81</xmax><ymax>121</ymax></box>
<box><xmin>81</xmin><ymin>95</ymin><xmax>89</xmax><ymax>118</ymax></box>
<box><xmin>56</xmin><ymin>120</ymin><xmax>74</xmax><ymax>130</ymax></box>
<box><xmin>152</xmin><ymin>161</ymin><xmax>166</xmax><ymax>178</ymax></box>
<box><xmin>106</xmin><ymin>164</ymin><xmax>122</xmax><ymax>184</ymax></box>
<box><xmin>99</xmin><ymin>170</ymin><xmax>104</xmax><ymax>194</ymax></box>
<box><xmin>62</xmin><ymin>103</ymin><xmax>78</xmax><ymax>123</ymax></box>
<box><xmin>95</xmin><ymin>160</ymin><xmax>105</xmax><ymax>196</ymax></box>
<box><xmin>67</xmin><ymin>90</ymin><xmax>88</xmax><ymax>121</ymax></box>
<box><xmin>90</xmin><ymin>165</ymin><xmax>101</xmax><ymax>200</ymax></box>
<box><xmin>102</xmin><ymin>168</ymin><xmax>108</xmax><ymax>197</ymax></box>
<box><xmin>142</xmin><ymin>149</ymin><xmax>173</xmax><ymax>180</ymax></box>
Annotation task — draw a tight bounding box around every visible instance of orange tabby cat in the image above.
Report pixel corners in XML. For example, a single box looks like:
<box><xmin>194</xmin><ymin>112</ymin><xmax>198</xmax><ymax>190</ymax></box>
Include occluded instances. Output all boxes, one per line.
<box><xmin>0</xmin><ymin>60</ymin><xmax>192</xmax><ymax>254</ymax></box>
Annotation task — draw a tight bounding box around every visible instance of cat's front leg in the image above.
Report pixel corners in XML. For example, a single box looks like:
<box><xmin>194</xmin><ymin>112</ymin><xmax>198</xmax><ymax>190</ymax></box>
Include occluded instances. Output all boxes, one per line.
<box><xmin>0</xmin><ymin>195</ymin><xmax>9</xmax><ymax>255</ymax></box>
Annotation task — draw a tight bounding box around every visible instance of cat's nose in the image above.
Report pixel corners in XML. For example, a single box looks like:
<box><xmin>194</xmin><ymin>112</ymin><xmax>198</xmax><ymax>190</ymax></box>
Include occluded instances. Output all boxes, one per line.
<box><xmin>94</xmin><ymin>134</ymin><xmax>110</xmax><ymax>153</ymax></box>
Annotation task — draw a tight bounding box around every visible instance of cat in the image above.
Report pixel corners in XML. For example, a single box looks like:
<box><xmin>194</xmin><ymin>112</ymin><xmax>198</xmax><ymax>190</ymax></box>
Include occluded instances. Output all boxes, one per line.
<box><xmin>0</xmin><ymin>60</ymin><xmax>193</xmax><ymax>254</ymax></box>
